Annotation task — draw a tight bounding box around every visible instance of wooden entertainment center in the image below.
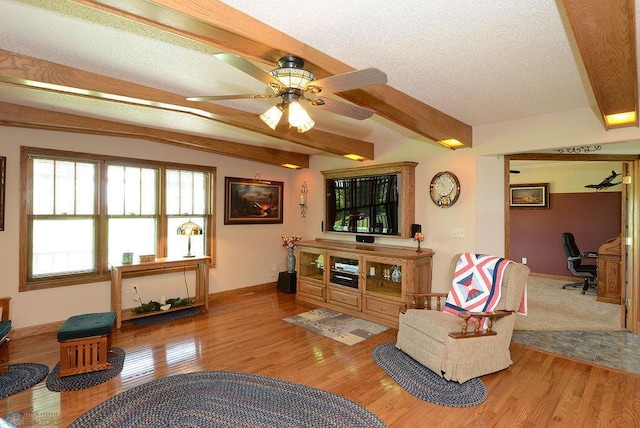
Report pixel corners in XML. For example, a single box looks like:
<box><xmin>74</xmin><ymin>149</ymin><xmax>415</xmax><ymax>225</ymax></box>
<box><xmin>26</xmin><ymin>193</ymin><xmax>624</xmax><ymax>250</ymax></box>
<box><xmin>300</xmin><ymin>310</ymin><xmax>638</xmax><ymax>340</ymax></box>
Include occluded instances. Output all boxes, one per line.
<box><xmin>295</xmin><ymin>239</ymin><xmax>433</xmax><ymax>328</ymax></box>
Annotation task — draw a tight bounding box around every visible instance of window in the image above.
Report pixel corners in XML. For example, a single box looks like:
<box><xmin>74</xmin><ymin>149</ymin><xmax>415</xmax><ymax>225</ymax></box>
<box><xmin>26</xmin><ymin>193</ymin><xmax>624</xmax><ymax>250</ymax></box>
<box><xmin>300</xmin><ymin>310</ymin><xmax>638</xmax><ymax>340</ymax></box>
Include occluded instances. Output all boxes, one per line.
<box><xmin>326</xmin><ymin>174</ymin><xmax>399</xmax><ymax>235</ymax></box>
<box><xmin>20</xmin><ymin>147</ymin><xmax>215</xmax><ymax>290</ymax></box>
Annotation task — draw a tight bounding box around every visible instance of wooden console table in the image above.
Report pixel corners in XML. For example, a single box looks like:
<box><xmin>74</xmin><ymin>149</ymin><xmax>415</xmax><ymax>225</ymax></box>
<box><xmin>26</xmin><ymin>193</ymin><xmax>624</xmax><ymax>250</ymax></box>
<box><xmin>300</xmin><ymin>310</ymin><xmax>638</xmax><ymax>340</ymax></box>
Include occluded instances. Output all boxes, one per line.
<box><xmin>110</xmin><ymin>256</ymin><xmax>210</xmax><ymax>328</ymax></box>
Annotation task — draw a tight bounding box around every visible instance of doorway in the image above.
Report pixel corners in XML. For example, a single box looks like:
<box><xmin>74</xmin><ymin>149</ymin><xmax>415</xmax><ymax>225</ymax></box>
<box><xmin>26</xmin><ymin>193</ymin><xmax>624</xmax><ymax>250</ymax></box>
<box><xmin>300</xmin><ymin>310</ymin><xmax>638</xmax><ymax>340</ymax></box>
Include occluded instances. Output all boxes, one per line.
<box><xmin>505</xmin><ymin>153</ymin><xmax>638</xmax><ymax>332</ymax></box>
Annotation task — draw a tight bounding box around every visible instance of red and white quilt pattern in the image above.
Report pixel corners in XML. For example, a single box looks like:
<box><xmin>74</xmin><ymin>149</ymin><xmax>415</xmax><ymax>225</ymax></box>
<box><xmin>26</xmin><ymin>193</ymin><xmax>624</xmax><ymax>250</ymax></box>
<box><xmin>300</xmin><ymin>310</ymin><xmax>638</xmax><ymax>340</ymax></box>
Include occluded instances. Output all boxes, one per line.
<box><xmin>443</xmin><ymin>253</ymin><xmax>511</xmax><ymax>329</ymax></box>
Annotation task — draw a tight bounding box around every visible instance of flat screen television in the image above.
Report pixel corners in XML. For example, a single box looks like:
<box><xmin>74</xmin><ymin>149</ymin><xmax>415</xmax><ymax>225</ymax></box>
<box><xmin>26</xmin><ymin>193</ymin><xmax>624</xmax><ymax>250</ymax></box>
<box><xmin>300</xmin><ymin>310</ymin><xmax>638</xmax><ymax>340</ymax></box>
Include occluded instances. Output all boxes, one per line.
<box><xmin>325</xmin><ymin>174</ymin><xmax>400</xmax><ymax>236</ymax></box>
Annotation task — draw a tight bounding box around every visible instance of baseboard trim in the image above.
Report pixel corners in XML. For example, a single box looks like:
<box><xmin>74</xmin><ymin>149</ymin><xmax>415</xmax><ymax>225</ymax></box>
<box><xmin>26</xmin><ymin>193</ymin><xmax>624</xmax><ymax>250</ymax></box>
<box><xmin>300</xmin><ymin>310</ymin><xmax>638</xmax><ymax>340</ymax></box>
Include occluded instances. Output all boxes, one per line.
<box><xmin>13</xmin><ymin>281</ymin><xmax>279</xmax><ymax>339</ymax></box>
<box><xmin>13</xmin><ymin>320</ymin><xmax>63</xmax><ymax>340</ymax></box>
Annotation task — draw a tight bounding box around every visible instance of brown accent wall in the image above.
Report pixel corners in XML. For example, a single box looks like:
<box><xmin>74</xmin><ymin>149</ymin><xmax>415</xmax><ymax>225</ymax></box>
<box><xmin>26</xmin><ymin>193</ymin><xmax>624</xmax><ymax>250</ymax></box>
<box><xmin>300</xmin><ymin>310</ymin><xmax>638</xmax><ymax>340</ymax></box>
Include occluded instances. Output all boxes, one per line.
<box><xmin>510</xmin><ymin>192</ymin><xmax>621</xmax><ymax>276</ymax></box>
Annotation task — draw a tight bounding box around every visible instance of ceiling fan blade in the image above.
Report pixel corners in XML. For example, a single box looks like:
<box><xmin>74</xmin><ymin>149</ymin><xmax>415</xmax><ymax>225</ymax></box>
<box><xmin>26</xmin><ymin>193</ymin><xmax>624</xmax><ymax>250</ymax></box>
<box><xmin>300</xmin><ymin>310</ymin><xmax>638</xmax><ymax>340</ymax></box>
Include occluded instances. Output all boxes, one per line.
<box><xmin>309</xmin><ymin>97</ymin><xmax>375</xmax><ymax>120</ymax></box>
<box><xmin>187</xmin><ymin>94</ymin><xmax>278</xmax><ymax>101</ymax></box>
<box><xmin>305</xmin><ymin>68</ymin><xmax>387</xmax><ymax>94</ymax></box>
<box><xmin>214</xmin><ymin>53</ymin><xmax>284</xmax><ymax>92</ymax></box>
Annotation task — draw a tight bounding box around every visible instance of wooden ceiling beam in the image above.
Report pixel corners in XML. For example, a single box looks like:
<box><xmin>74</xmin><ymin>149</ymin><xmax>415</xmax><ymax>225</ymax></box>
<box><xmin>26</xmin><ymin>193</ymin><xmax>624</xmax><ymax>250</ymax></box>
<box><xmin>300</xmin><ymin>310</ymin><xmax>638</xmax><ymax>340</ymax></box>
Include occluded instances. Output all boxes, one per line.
<box><xmin>72</xmin><ymin>0</ymin><xmax>473</xmax><ymax>148</ymax></box>
<box><xmin>562</xmin><ymin>0</ymin><xmax>638</xmax><ymax>129</ymax></box>
<box><xmin>0</xmin><ymin>103</ymin><xmax>309</xmax><ymax>168</ymax></box>
<box><xmin>0</xmin><ymin>49</ymin><xmax>373</xmax><ymax>160</ymax></box>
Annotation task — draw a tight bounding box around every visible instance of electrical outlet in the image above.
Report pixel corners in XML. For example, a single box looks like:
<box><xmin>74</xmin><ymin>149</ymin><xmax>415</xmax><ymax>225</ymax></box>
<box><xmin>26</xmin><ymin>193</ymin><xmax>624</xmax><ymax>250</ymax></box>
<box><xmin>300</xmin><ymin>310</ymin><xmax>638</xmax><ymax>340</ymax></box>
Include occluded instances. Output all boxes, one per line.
<box><xmin>522</xmin><ymin>257</ymin><xmax>527</xmax><ymax>264</ymax></box>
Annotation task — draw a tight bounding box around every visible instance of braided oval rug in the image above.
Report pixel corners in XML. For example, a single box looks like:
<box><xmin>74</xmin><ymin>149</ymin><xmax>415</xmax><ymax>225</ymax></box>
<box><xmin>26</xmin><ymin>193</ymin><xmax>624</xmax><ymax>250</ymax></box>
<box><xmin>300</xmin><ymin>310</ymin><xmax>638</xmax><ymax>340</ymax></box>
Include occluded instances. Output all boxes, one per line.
<box><xmin>70</xmin><ymin>371</ymin><xmax>386</xmax><ymax>428</ymax></box>
<box><xmin>46</xmin><ymin>347</ymin><xmax>125</xmax><ymax>392</ymax></box>
<box><xmin>372</xmin><ymin>342</ymin><xmax>487</xmax><ymax>407</ymax></box>
<box><xmin>0</xmin><ymin>363</ymin><xmax>49</xmax><ymax>399</ymax></box>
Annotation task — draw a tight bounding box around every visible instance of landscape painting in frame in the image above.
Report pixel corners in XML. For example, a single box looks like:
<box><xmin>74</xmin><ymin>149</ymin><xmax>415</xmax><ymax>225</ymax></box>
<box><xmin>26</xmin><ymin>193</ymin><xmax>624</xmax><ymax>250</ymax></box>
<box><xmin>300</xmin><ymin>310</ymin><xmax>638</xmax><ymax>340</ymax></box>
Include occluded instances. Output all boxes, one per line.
<box><xmin>510</xmin><ymin>183</ymin><xmax>549</xmax><ymax>209</ymax></box>
<box><xmin>224</xmin><ymin>177</ymin><xmax>284</xmax><ymax>224</ymax></box>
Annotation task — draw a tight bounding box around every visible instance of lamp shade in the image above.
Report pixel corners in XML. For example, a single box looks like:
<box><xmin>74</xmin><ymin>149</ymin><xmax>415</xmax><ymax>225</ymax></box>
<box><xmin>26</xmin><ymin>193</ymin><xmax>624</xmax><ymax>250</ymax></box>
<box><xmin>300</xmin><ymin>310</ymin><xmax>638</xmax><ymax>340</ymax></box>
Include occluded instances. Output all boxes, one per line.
<box><xmin>259</xmin><ymin>104</ymin><xmax>284</xmax><ymax>130</ymax></box>
<box><xmin>177</xmin><ymin>220</ymin><xmax>203</xmax><ymax>258</ymax></box>
<box><xmin>177</xmin><ymin>220</ymin><xmax>203</xmax><ymax>236</ymax></box>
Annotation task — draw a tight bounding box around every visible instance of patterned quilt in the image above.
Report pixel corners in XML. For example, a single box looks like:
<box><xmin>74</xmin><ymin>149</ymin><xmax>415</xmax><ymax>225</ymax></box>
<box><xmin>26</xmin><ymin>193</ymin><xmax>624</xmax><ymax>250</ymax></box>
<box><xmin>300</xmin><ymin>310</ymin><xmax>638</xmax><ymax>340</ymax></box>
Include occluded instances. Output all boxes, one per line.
<box><xmin>443</xmin><ymin>253</ymin><xmax>514</xmax><ymax>329</ymax></box>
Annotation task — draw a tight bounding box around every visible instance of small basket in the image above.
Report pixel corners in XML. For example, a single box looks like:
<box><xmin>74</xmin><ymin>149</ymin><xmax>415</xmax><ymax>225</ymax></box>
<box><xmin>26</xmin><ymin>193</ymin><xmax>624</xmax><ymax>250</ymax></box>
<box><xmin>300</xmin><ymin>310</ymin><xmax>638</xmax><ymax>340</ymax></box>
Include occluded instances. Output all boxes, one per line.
<box><xmin>138</xmin><ymin>254</ymin><xmax>156</xmax><ymax>263</ymax></box>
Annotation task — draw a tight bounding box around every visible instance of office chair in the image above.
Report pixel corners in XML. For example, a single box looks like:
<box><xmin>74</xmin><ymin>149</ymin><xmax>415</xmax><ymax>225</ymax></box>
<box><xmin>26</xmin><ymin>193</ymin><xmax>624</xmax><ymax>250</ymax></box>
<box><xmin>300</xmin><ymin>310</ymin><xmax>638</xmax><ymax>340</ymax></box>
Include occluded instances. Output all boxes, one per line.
<box><xmin>561</xmin><ymin>232</ymin><xmax>597</xmax><ymax>294</ymax></box>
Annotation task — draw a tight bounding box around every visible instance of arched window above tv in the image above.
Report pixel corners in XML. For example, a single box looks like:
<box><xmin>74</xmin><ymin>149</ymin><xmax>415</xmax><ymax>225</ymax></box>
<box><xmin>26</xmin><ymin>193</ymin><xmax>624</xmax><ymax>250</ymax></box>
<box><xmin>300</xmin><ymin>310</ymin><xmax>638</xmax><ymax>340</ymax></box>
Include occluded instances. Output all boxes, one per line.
<box><xmin>322</xmin><ymin>162</ymin><xmax>417</xmax><ymax>238</ymax></box>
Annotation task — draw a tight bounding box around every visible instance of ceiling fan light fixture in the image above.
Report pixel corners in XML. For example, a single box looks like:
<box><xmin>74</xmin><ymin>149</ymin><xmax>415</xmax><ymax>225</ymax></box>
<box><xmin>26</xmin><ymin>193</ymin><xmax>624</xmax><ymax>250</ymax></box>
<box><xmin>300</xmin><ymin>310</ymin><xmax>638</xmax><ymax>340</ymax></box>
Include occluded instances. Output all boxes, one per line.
<box><xmin>288</xmin><ymin>100</ymin><xmax>315</xmax><ymax>132</ymax></box>
<box><xmin>269</xmin><ymin>68</ymin><xmax>315</xmax><ymax>90</ymax></box>
<box><xmin>268</xmin><ymin>55</ymin><xmax>316</xmax><ymax>90</ymax></box>
<box><xmin>260</xmin><ymin>104</ymin><xmax>284</xmax><ymax>130</ymax></box>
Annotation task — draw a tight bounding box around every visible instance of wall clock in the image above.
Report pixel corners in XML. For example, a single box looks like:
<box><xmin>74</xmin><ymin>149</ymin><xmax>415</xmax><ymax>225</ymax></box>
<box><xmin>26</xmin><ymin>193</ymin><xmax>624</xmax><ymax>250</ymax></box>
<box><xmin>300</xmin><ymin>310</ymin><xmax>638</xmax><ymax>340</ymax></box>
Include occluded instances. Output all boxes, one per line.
<box><xmin>429</xmin><ymin>171</ymin><xmax>460</xmax><ymax>207</ymax></box>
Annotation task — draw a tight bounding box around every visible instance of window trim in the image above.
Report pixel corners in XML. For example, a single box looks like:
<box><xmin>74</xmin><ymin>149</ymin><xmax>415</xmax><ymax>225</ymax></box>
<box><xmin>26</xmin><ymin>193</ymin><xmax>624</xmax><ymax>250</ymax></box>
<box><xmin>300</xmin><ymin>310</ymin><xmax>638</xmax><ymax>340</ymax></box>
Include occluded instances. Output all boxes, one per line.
<box><xmin>20</xmin><ymin>146</ymin><xmax>216</xmax><ymax>291</ymax></box>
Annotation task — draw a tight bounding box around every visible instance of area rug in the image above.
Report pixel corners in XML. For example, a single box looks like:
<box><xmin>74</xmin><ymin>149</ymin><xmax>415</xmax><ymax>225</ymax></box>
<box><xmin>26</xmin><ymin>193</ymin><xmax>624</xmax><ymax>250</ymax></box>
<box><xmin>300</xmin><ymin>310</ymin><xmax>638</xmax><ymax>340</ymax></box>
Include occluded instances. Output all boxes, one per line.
<box><xmin>0</xmin><ymin>363</ymin><xmax>49</xmax><ymax>399</ymax></box>
<box><xmin>283</xmin><ymin>308</ymin><xmax>389</xmax><ymax>345</ymax></box>
<box><xmin>69</xmin><ymin>370</ymin><xmax>386</xmax><ymax>428</ymax></box>
<box><xmin>46</xmin><ymin>347</ymin><xmax>125</xmax><ymax>392</ymax></box>
<box><xmin>372</xmin><ymin>342</ymin><xmax>487</xmax><ymax>407</ymax></box>
<box><xmin>514</xmin><ymin>276</ymin><xmax>621</xmax><ymax>331</ymax></box>
<box><xmin>130</xmin><ymin>307</ymin><xmax>201</xmax><ymax>326</ymax></box>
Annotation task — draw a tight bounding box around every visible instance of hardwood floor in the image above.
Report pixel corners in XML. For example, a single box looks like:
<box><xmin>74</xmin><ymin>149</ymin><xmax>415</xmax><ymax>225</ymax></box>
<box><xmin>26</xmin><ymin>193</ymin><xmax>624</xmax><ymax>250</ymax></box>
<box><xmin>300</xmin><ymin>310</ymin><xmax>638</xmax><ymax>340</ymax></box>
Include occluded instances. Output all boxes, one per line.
<box><xmin>3</xmin><ymin>289</ymin><xmax>640</xmax><ymax>427</ymax></box>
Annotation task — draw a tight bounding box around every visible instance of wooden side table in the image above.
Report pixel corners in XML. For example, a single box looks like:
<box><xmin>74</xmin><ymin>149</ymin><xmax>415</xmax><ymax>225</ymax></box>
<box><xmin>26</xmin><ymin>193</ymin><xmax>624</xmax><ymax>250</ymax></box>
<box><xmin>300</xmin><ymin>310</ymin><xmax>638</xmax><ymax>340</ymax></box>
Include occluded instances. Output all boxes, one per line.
<box><xmin>110</xmin><ymin>256</ymin><xmax>210</xmax><ymax>328</ymax></box>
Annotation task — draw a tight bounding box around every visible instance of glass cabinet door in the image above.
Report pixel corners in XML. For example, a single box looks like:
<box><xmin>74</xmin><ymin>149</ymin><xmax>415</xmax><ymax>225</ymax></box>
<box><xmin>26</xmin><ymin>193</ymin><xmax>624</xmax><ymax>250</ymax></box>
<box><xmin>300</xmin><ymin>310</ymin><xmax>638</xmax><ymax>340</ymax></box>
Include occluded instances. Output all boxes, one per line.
<box><xmin>364</xmin><ymin>258</ymin><xmax>403</xmax><ymax>299</ymax></box>
<box><xmin>297</xmin><ymin>248</ymin><xmax>325</xmax><ymax>283</ymax></box>
<box><xmin>328</xmin><ymin>253</ymin><xmax>361</xmax><ymax>290</ymax></box>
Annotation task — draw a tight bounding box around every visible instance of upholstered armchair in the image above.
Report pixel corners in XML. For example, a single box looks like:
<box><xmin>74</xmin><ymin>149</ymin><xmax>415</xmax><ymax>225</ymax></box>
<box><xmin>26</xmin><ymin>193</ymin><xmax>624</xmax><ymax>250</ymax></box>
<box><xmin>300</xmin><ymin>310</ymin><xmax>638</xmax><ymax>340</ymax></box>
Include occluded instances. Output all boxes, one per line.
<box><xmin>396</xmin><ymin>254</ymin><xmax>529</xmax><ymax>383</ymax></box>
<box><xmin>0</xmin><ymin>297</ymin><xmax>11</xmax><ymax>372</ymax></box>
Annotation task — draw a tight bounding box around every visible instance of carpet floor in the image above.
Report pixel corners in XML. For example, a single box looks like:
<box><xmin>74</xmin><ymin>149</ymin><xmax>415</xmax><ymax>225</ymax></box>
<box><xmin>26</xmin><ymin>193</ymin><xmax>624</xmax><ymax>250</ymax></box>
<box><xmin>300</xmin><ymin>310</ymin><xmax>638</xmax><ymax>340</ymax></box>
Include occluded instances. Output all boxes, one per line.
<box><xmin>372</xmin><ymin>343</ymin><xmax>487</xmax><ymax>407</ymax></box>
<box><xmin>514</xmin><ymin>276</ymin><xmax>621</xmax><ymax>331</ymax></box>
<box><xmin>70</xmin><ymin>371</ymin><xmax>386</xmax><ymax>428</ymax></box>
<box><xmin>283</xmin><ymin>308</ymin><xmax>389</xmax><ymax>345</ymax></box>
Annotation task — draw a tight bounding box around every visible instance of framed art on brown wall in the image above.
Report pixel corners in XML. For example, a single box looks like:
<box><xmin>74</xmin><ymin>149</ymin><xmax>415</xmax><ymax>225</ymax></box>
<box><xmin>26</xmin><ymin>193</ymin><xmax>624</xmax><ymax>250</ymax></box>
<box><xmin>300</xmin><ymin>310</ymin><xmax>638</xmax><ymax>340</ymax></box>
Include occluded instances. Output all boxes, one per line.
<box><xmin>224</xmin><ymin>176</ymin><xmax>284</xmax><ymax>224</ymax></box>
<box><xmin>509</xmin><ymin>183</ymin><xmax>549</xmax><ymax>209</ymax></box>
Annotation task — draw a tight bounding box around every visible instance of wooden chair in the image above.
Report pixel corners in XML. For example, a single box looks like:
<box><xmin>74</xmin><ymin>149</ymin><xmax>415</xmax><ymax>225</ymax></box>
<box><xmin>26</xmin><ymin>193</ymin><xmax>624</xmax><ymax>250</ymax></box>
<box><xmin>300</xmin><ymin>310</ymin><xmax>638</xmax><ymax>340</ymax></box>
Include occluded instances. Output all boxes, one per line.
<box><xmin>0</xmin><ymin>297</ymin><xmax>12</xmax><ymax>373</ymax></box>
<box><xmin>396</xmin><ymin>254</ymin><xmax>530</xmax><ymax>383</ymax></box>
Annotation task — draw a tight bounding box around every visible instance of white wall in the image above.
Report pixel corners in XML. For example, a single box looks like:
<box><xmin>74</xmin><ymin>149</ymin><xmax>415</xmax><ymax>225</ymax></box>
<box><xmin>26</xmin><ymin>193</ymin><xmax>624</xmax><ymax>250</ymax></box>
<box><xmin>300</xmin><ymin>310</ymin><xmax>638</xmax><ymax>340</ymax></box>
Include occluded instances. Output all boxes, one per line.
<box><xmin>0</xmin><ymin>127</ymin><xmax>298</xmax><ymax>329</ymax></box>
<box><xmin>3</xmin><ymin>103</ymin><xmax>640</xmax><ymax>329</ymax></box>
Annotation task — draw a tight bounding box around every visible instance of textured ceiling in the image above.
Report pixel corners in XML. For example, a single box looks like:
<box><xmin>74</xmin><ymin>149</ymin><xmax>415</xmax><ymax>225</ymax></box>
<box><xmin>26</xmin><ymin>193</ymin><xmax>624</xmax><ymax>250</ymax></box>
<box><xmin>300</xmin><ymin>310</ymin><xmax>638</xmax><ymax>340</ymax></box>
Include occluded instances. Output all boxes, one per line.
<box><xmin>220</xmin><ymin>0</ymin><xmax>596</xmax><ymax>126</ymax></box>
<box><xmin>0</xmin><ymin>0</ymin><xmax>638</xmax><ymax>164</ymax></box>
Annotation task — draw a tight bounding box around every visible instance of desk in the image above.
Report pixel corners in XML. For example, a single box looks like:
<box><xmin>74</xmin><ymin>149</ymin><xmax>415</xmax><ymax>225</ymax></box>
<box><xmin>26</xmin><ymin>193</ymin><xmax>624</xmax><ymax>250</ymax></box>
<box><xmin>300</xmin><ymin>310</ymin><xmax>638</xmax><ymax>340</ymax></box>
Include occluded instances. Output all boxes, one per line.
<box><xmin>597</xmin><ymin>235</ymin><xmax>622</xmax><ymax>304</ymax></box>
<box><xmin>111</xmin><ymin>256</ymin><xmax>210</xmax><ymax>328</ymax></box>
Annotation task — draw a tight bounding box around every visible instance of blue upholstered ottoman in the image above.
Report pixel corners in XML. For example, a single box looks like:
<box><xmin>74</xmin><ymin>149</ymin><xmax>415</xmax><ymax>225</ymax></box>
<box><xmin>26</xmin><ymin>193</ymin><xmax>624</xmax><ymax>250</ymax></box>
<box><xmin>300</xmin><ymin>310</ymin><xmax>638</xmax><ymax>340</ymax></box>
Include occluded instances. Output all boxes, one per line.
<box><xmin>57</xmin><ymin>312</ymin><xmax>116</xmax><ymax>378</ymax></box>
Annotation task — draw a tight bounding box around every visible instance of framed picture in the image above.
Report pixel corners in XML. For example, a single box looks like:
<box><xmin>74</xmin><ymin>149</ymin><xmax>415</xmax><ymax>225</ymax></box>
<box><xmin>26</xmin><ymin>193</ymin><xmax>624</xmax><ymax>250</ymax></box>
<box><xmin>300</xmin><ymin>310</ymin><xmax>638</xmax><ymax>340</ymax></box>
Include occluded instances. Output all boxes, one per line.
<box><xmin>224</xmin><ymin>177</ymin><xmax>284</xmax><ymax>224</ymax></box>
<box><xmin>510</xmin><ymin>183</ymin><xmax>549</xmax><ymax>209</ymax></box>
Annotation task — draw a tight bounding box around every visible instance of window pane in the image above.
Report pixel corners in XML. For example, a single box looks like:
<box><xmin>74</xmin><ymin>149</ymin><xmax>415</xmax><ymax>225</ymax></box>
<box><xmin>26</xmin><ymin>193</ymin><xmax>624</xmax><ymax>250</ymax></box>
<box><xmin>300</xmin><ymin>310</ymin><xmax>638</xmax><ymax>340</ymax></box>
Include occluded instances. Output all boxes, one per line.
<box><xmin>124</xmin><ymin>168</ymin><xmax>141</xmax><ymax>215</ymax></box>
<box><xmin>108</xmin><ymin>166</ymin><xmax>157</xmax><ymax>216</ymax></box>
<box><xmin>55</xmin><ymin>161</ymin><xmax>76</xmax><ymax>215</ymax></box>
<box><xmin>32</xmin><ymin>219</ymin><xmax>95</xmax><ymax>276</ymax></box>
<box><xmin>192</xmin><ymin>173</ymin><xmax>206</xmax><ymax>214</ymax></box>
<box><xmin>180</xmin><ymin>172</ymin><xmax>193</xmax><ymax>214</ymax></box>
<box><xmin>107</xmin><ymin>166</ymin><xmax>125</xmax><ymax>215</ymax></box>
<box><xmin>140</xmin><ymin>169</ymin><xmax>156</xmax><ymax>215</ymax></box>
<box><xmin>166</xmin><ymin>170</ymin><xmax>180</xmax><ymax>215</ymax></box>
<box><xmin>76</xmin><ymin>162</ymin><xmax>96</xmax><ymax>214</ymax></box>
<box><xmin>32</xmin><ymin>159</ymin><xmax>54</xmax><ymax>215</ymax></box>
<box><xmin>168</xmin><ymin>217</ymin><xmax>204</xmax><ymax>259</ymax></box>
<box><xmin>108</xmin><ymin>218</ymin><xmax>157</xmax><ymax>265</ymax></box>
<box><xmin>166</xmin><ymin>170</ymin><xmax>208</xmax><ymax>216</ymax></box>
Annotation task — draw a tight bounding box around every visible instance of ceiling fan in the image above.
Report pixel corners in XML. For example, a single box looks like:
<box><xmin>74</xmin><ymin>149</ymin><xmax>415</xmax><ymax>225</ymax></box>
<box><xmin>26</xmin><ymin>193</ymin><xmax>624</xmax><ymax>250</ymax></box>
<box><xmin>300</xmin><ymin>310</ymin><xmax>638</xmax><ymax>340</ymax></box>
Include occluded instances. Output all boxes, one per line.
<box><xmin>187</xmin><ymin>54</ymin><xmax>388</xmax><ymax>133</ymax></box>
